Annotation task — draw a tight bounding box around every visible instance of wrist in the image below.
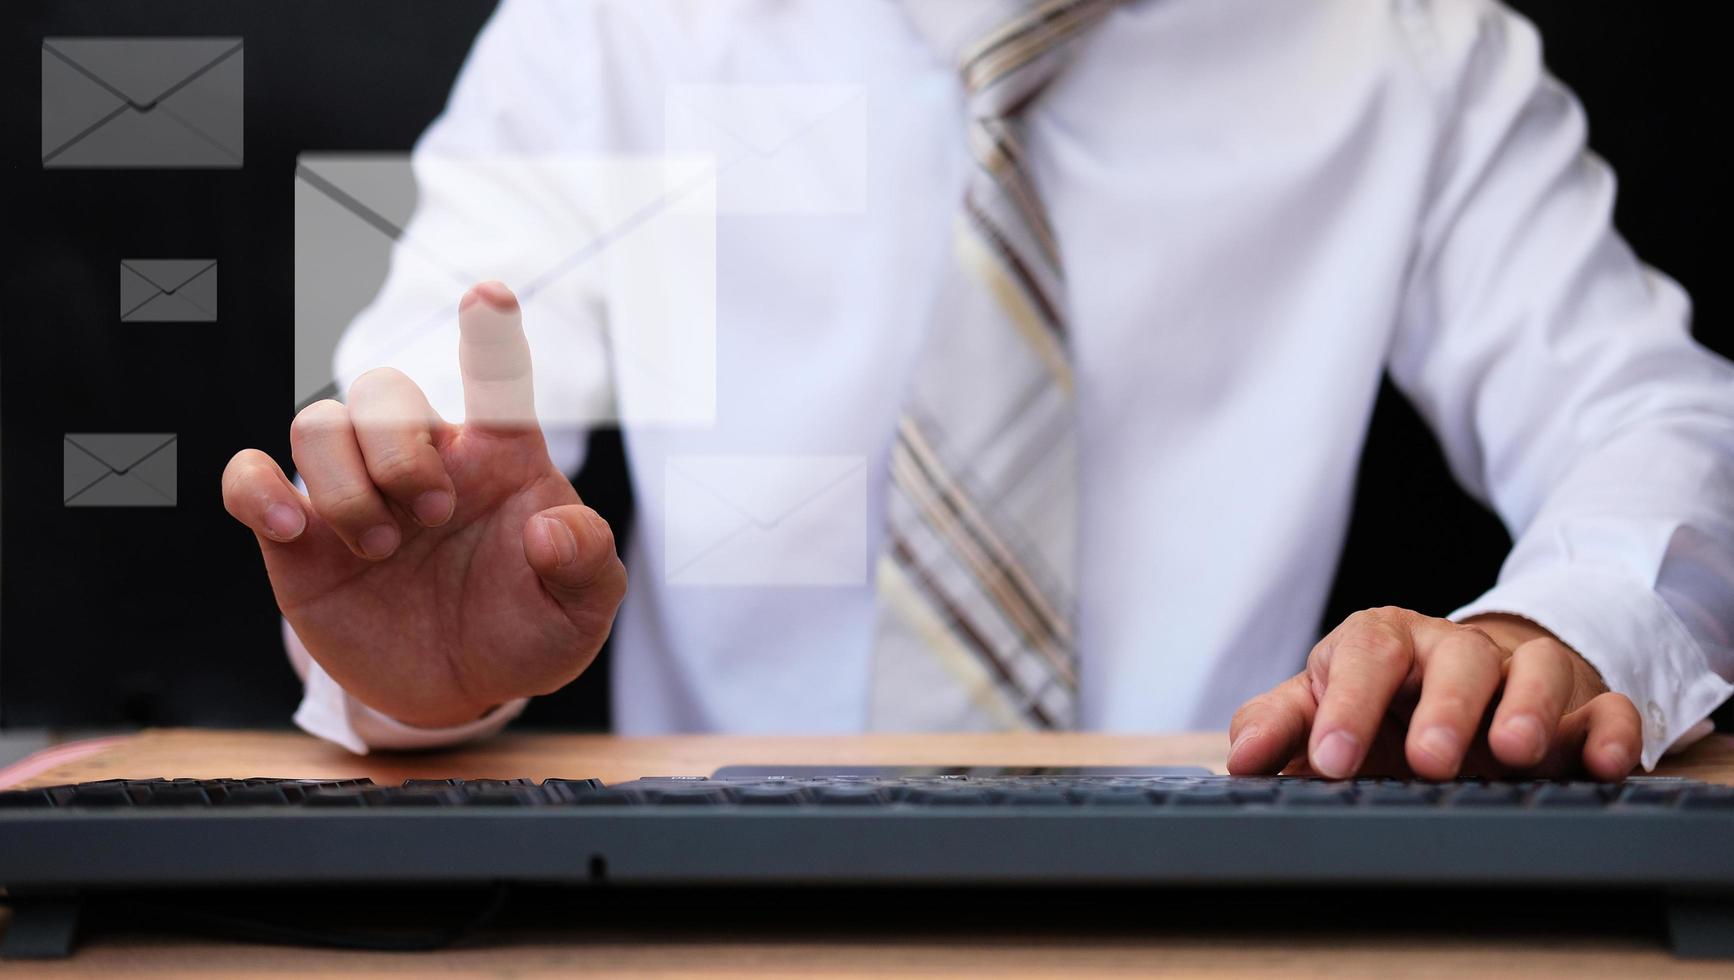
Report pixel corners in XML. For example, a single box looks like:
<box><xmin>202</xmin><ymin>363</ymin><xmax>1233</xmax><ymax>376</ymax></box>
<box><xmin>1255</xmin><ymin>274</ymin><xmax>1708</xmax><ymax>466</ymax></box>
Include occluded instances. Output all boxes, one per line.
<box><xmin>381</xmin><ymin>698</ymin><xmax>503</xmax><ymax>730</ymax></box>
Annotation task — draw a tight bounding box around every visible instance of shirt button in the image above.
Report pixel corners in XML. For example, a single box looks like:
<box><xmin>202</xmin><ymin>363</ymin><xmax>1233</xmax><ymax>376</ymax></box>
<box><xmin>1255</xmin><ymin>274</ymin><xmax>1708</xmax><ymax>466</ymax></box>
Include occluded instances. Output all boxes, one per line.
<box><xmin>1645</xmin><ymin>700</ymin><xmax>1667</xmax><ymax>740</ymax></box>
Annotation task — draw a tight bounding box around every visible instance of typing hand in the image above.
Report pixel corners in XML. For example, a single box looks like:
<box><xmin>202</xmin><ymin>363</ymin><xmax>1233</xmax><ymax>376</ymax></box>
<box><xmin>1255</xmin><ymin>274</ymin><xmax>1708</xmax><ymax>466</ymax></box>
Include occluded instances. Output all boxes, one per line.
<box><xmin>222</xmin><ymin>282</ymin><xmax>627</xmax><ymax>728</ymax></box>
<box><xmin>1227</xmin><ymin>607</ymin><xmax>1641</xmax><ymax>781</ymax></box>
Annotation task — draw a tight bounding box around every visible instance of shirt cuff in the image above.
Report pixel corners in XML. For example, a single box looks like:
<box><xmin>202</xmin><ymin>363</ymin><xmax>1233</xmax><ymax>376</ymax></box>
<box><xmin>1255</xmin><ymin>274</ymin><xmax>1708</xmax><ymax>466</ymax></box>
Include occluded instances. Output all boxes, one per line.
<box><xmin>285</xmin><ymin>620</ymin><xmax>527</xmax><ymax>755</ymax></box>
<box><xmin>1452</xmin><ymin>569</ymin><xmax>1733</xmax><ymax>770</ymax></box>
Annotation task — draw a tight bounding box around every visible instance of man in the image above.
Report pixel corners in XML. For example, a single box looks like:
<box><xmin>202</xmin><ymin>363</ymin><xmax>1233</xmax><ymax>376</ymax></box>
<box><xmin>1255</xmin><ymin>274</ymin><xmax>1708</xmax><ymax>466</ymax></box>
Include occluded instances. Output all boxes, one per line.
<box><xmin>223</xmin><ymin>0</ymin><xmax>1734</xmax><ymax>779</ymax></box>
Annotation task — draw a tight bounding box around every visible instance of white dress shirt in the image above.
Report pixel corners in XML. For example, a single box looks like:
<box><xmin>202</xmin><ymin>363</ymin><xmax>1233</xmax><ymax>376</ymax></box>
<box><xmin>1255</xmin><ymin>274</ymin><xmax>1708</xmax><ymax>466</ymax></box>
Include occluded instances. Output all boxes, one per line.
<box><xmin>290</xmin><ymin>0</ymin><xmax>1734</xmax><ymax>769</ymax></box>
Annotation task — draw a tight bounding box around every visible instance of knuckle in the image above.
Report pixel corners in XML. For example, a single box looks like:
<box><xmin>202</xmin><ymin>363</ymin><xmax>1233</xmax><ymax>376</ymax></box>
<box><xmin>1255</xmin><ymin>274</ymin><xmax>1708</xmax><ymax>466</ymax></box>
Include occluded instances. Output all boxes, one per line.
<box><xmin>1424</xmin><ymin>693</ymin><xmax>1482</xmax><ymax>723</ymax></box>
<box><xmin>347</xmin><ymin>366</ymin><xmax>410</xmax><ymax>403</ymax></box>
<box><xmin>220</xmin><ymin>450</ymin><xmax>258</xmax><ymax>492</ymax></box>
<box><xmin>1337</xmin><ymin>624</ymin><xmax>1411</xmax><ymax>670</ymax></box>
<box><xmin>1532</xmin><ymin>645</ymin><xmax>1577</xmax><ymax>682</ymax></box>
<box><xmin>364</xmin><ymin>444</ymin><xmax>430</xmax><ymax>491</ymax></box>
<box><xmin>584</xmin><ymin>512</ymin><xmax>618</xmax><ymax>555</ymax></box>
<box><xmin>1596</xmin><ymin>691</ymin><xmax>1641</xmax><ymax>722</ymax></box>
<box><xmin>314</xmin><ymin>482</ymin><xmax>383</xmax><ymax>527</ymax></box>
<box><xmin>1231</xmin><ymin>696</ymin><xmax>1274</xmax><ymax>728</ymax></box>
<box><xmin>1452</xmin><ymin>622</ymin><xmax>1497</xmax><ymax>648</ymax></box>
<box><xmin>290</xmin><ymin>399</ymin><xmax>348</xmax><ymax>443</ymax></box>
<box><xmin>1458</xmin><ymin>633</ymin><xmax>1506</xmax><ymax>668</ymax></box>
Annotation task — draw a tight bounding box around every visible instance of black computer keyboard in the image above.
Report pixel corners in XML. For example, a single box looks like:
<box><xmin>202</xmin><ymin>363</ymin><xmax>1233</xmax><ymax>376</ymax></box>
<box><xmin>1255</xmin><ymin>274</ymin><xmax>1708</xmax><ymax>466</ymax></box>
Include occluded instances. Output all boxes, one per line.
<box><xmin>6</xmin><ymin>767</ymin><xmax>1734</xmax><ymax>959</ymax></box>
<box><xmin>5</xmin><ymin>771</ymin><xmax>1733</xmax><ymax>810</ymax></box>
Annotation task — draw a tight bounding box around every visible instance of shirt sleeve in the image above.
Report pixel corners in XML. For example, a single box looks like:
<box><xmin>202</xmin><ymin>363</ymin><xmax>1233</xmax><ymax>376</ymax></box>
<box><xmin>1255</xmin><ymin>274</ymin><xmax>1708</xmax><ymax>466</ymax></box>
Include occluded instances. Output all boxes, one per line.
<box><xmin>288</xmin><ymin>0</ymin><xmax>612</xmax><ymax>752</ymax></box>
<box><xmin>1391</xmin><ymin>1</ymin><xmax>1734</xmax><ymax>769</ymax></box>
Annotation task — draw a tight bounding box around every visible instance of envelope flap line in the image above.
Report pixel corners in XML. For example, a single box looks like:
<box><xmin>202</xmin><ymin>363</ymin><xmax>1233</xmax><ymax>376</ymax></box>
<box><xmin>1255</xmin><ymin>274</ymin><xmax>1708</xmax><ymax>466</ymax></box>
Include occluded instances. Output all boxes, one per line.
<box><xmin>674</xmin><ymin>87</ymin><xmax>866</xmax><ymax>159</ymax></box>
<box><xmin>293</xmin><ymin>161</ymin><xmax>481</xmax><ymax>293</ymax></box>
<box><xmin>43</xmin><ymin>39</ymin><xmax>242</xmax><ymax>111</ymax></box>
<box><xmin>672</xmin><ymin>458</ymin><xmax>865</xmax><ymax>529</ymax></box>
<box><xmin>64</xmin><ymin>435</ymin><xmax>178</xmax><ymax>475</ymax></box>
<box><xmin>294</xmin><ymin>162</ymin><xmax>411</xmax><ymax>244</ymax></box>
<box><xmin>120</xmin><ymin>260</ymin><xmax>217</xmax><ymax>295</ymax></box>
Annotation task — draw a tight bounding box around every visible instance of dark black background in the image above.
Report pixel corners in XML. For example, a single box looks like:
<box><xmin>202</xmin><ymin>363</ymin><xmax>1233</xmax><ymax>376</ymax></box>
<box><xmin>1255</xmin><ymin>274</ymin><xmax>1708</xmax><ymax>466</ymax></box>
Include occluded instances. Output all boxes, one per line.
<box><xmin>2</xmin><ymin>2</ymin><xmax>1727</xmax><ymax>730</ymax></box>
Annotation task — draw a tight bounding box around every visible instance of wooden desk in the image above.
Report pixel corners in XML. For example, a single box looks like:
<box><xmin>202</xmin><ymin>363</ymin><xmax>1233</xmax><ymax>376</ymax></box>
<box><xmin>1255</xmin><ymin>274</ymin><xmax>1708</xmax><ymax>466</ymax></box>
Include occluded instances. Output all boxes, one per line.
<box><xmin>5</xmin><ymin>729</ymin><xmax>1734</xmax><ymax>978</ymax></box>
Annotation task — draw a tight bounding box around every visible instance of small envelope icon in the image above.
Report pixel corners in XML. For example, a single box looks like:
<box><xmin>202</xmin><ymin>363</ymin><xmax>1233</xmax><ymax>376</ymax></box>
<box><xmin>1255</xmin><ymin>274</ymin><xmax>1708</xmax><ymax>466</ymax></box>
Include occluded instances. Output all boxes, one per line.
<box><xmin>665</xmin><ymin>454</ymin><xmax>867</xmax><ymax>586</ymax></box>
<box><xmin>64</xmin><ymin>434</ymin><xmax>178</xmax><ymax>507</ymax></box>
<box><xmin>42</xmin><ymin>37</ymin><xmax>243</xmax><ymax>168</ymax></box>
<box><xmin>665</xmin><ymin>83</ymin><xmax>867</xmax><ymax>215</ymax></box>
<box><xmin>120</xmin><ymin>260</ymin><xmax>217</xmax><ymax>321</ymax></box>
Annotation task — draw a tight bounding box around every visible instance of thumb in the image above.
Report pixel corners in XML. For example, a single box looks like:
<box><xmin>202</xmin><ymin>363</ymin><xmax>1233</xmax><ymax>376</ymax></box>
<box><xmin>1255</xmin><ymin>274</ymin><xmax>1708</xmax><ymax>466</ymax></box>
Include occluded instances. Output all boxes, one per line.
<box><xmin>523</xmin><ymin>504</ymin><xmax>627</xmax><ymax>624</ymax></box>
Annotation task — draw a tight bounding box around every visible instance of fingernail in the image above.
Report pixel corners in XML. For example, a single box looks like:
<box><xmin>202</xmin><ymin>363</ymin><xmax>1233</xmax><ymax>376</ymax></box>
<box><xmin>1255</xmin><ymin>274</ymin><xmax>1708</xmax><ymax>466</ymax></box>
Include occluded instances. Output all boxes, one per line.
<box><xmin>540</xmin><ymin>516</ymin><xmax>578</xmax><ymax>567</ymax></box>
<box><xmin>412</xmin><ymin>491</ymin><xmax>454</xmax><ymax>527</ymax></box>
<box><xmin>1415</xmin><ymin>725</ymin><xmax>1460</xmax><ymax>769</ymax></box>
<box><xmin>263</xmin><ymin>503</ymin><xmax>305</xmax><ymax>541</ymax></box>
<box><xmin>359</xmin><ymin>524</ymin><xmax>399</xmax><ymax>559</ymax></box>
<box><xmin>1503</xmin><ymin>714</ymin><xmax>1546</xmax><ymax>760</ymax></box>
<box><xmin>1312</xmin><ymin>730</ymin><xmax>1361</xmax><ymax>779</ymax></box>
<box><xmin>468</xmin><ymin>281</ymin><xmax>517</xmax><ymax>311</ymax></box>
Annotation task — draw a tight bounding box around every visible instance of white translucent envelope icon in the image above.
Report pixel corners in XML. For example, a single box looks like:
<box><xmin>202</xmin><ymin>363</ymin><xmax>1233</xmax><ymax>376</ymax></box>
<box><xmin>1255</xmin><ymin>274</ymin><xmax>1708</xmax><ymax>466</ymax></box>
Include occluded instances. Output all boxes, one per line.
<box><xmin>294</xmin><ymin>153</ymin><xmax>717</xmax><ymax>427</ymax></box>
<box><xmin>665</xmin><ymin>84</ymin><xmax>867</xmax><ymax>215</ymax></box>
<box><xmin>665</xmin><ymin>455</ymin><xmax>868</xmax><ymax>586</ymax></box>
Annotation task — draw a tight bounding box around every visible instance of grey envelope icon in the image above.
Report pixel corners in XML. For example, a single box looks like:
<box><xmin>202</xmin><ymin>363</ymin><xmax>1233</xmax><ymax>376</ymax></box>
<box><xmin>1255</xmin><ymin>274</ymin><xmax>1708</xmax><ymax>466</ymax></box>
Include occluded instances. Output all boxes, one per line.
<box><xmin>63</xmin><ymin>434</ymin><xmax>178</xmax><ymax>507</ymax></box>
<box><xmin>120</xmin><ymin>260</ymin><xmax>217</xmax><ymax>321</ymax></box>
<box><xmin>41</xmin><ymin>37</ymin><xmax>243</xmax><ymax>168</ymax></box>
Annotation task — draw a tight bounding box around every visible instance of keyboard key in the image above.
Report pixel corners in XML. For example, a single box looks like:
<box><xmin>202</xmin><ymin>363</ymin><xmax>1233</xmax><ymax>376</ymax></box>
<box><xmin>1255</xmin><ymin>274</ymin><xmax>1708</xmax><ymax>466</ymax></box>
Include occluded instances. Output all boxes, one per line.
<box><xmin>364</xmin><ymin>787</ymin><xmax>464</xmax><ymax>807</ymax></box>
<box><xmin>1171</xmin><ymin>788</ymin><xmax>1238</xmax><ymax>807</ymax></box>
<box><xmin>812</xmin><ymin>786</ymin><xmax>886</xmax><ymax>806</ymax></box>
<box><xmin>220</xmin><ymin>785</ymin><xmax>292</xmax><ymax>806</ymax></box>
<box><xmin>1068</xmin><ymin>786</ymin><xmax>1157</xmax><ymax>807</ymax></box>
<box><xmin>733</xmin><ymin>786</ymin><xmax>808</xmax><ymax>806</ymax></box>
<box><xmin>650</xmin><ymin>787</ymin><xmax>735</xmax><ymax>806</ymax></box>
<box><xmin>1448</xmin><ymin>784</ymin><xmax>1525</xmax><ymax>808</ymax></box>
<box><xmin>902</xmin><ymin>788</ymin><xmax>989</xmax><ymax>807</ymax></box>
<box><xmin>541</xmin><ymin>778</ymin><xmax>605</xmax><ymax>802</ymax></box>
<box><xmin>139</xmin><ymin>785</ymin><xmax>213</xmax><ymax>807</ymax></box>
<box><xmin>1532</xmin><ymin>784</ymin><xmax>1613</xmax><ymax>809</ymax></box>
<box><xmin>0</xmin><ymin>789</ymin><xmax>61</xmax><ymax>809</ymax></box>
<box><xmin>1619</xmin><ymin>784</ymin><xmax>1684</xmax><ymax>807</ymax></box>
<box><xmin>303</xmin><ymin>788</ymin><xmax>371</xmax><ymax>807</ymax></box>
<box><xmin>995</xmin><ymin>788</ymin><xmax>1072</xmax><ymax>807</ymax></box>
<box><xmin>1225</xmin><ymin>785</ymin><xmax>1280</xmax><ymax>805</ymax></box>
<box><xmin>1278</xmin><ymin>784</ymin><xmax>1357</xmax><ymax>807</ymax></box>
<box><xmin>573</xmin><ymin>789</ymin><xmax>644</xmax><ymax>806</ymax></box>
<box><xmin>461</xmin><ymin>787</ymin><xmax>541</xmax><ymax>806</ymax></box>
<box><xmin>1680</xmin><ymin>787</ymin><xmax>1734</xmax><ymax>810</ymax></box>
<box><xmin>1361</xmin><ymin>783</ymin><xmax>1439</xmax><ymax>807</ymax></box>
<box><xmin>69</xmin><ymin>784</ymin><xmax>139</xmax><ymax>807</ymax></box>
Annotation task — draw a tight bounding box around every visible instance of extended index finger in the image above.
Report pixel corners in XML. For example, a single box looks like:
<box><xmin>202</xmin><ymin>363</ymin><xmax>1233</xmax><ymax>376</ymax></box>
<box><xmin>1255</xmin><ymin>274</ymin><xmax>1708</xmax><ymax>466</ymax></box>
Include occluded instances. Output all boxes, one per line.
<box><xmin>458</xmin><ymin>281</ymin><xmax>537</xmax><ymax>428</ymax></box>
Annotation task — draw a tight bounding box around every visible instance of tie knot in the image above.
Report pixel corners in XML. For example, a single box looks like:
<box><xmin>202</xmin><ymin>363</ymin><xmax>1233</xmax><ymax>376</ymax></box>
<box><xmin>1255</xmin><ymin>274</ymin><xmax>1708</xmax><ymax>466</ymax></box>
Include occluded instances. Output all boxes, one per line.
<box><xmin>905</xmin><ymin>0</ymin><xmax>1121</xmax><ymax>120</ymax></box>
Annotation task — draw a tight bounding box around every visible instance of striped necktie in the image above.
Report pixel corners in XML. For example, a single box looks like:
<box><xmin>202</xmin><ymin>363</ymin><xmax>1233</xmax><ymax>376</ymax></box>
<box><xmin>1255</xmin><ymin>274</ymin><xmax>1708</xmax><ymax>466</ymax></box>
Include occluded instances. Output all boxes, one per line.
<box><xmin>869</xmin><ymin>0</ymin><xmax>1119</xmax><ymax>731</ymax></box>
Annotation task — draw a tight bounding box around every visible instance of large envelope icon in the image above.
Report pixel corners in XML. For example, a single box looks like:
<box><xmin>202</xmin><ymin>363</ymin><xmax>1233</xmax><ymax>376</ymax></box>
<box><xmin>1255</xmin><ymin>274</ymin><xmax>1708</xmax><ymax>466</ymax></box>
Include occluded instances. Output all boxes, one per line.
<box><xmin>41</xmin><ymin>37</ymin><xmax>243</xmax><ymax>168</ymax></box>
<box><xmin>120</xmin><ymin>260</ymin><xmax>217</xmax><ymax>321</ymax></box>
<box><xmin>665</xmin><ymin>455</ymin><xmax>867</xmax><ymax>586</ymax></box>
<box><xmin>665</xmin><ymin>83</ymin><xmax>867</xmax><ymax>215</ymax></box>
<box><xmin>294</xmin><ymin>153</ymin><xmax>716</xmax><ymax>427</ymax></box>
<box><xmin>63</xmin><ymin>434</ymin><xmax>178</xmax><ymax>507</ymax></box>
